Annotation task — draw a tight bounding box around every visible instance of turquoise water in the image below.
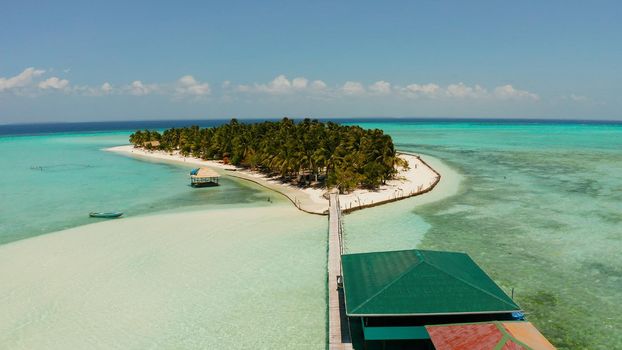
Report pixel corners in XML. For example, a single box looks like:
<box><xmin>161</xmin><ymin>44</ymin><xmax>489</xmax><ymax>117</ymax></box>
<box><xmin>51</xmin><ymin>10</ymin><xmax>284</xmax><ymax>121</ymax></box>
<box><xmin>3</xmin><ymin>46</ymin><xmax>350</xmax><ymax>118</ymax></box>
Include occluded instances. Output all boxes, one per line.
<box><xmin>0</xmin><ymin>130</ymin><xmax>326</xmax><ymax>350</ymax></box>
<box><xmin>0</xmin><ymin>132</ymin><xmax>276</xmax><ymax>244</ymax></box>
<box><xmin>344</xmin><ymin>121</ymin><xmax>622</xmax><ymax>349</ymax></box>
<box><xmin>1</xmin><ymin>121</ymin><xmax>621</xmax><ymax>349</ymax></box>
<box><xmin>0</xmin><ymin>205</ymin><xmax>327</xmax><ymax>350</ymax></box>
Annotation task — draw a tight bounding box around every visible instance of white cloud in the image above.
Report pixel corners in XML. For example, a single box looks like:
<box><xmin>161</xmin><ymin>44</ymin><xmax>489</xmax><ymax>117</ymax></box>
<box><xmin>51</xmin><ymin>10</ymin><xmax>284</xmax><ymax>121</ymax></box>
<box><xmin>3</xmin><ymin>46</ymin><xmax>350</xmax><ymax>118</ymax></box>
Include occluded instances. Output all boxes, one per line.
<box><xmin>493</xmin><ymin>84</ymin><xmax>539</xmax><ymax>100</ymax></box>
<box><xmin>446</xmin><ymin>82</ymin><xmax>488</xmax><ymax>98</ymax></box>
<box><xmin>0</xmin><ymin>67</ymin><xmax>46</xmax><ymax>92</ymax></box>
<box><xmin>399</xmin><ymin>83</ymin><xmax>441</xmax><ymax>98</ymax></box>
<box><xmin>175</xmin><ymin>75</ymin><xmax>211</xmax><ymax>97</ymax></box>
<box><xmin>71</xmin><ymin>82</ymin><xmax>115</xmax><ymax>96</ymax></box>
<box><xmin>126</xmin><ymin>80</ymin><xmax>158</xmax><ymax>96</ymax></box>
<box><xmin>292</xmin><ymin>77</ymin><xmax>308</xmax><ymax>89</ymax></box>
<box><xmin>569</xmin><ymin>94</ymin><xmax>588</xmax><ymax>102</ymax></box>
<box><xmin>238</xmin><ymin>75</ymin><xmax>290</xmax><ymax>94</ymax></box>
<box><xmin>368</xmin><ymin>81</ymin><xmax>391</xmax><ymax>95</ymax></box>
<box><xmin>398</xmin><ymin>82</ymin><xmax>537</xmax><ymax>101</ymax></box>
<box><xmin>75</xmin><ymin>76</ymin><xmax>213</xmax><ymax>98</ymax></box>
<box><xmin>77</xmin><ymin>76</ymin><xmax>210</xmax><ymax>98</ymax></box>
<box><xmin>341</xmin><ymin>81</ymin><xmax>365</xmax><ymax>96</ymax></box>
<box><xmin>1</xmin><ymin>68</ymin><xmax>542</xmax><ymax>107</ymax></box>
<box><xmin>269</xmin><ymin>75</ymin><xmax>292</xmax><ymax>92</ymax></box>
<box><xmin>236</xmin><ymin>84</ymin><xmax>252</xmax><ymax>93</ymax></box>
<box><xmin>100</xmin><ymin>82</ymin><xmax>113</xmax><ymax>94</ymax></box>
<box><xmin>237</xmin><ymin>75</ymin><xmax>325</xmax><ymax>95</ymax></box>
<box><xmin>310</xmin><ymin>80</ymin><xmax>327</xmax><ymax>91</ymax></box>
<box><xmin>38</xmin><ymin>77</ymin><xmax>70</xmax><ymax>90</ymax></box>
<box><xmin>256</xmin><ymin>74</ymin><xmax>292</xmax><ymax>94</ymax></box>
<box><xmin>232</xmin><ymin>75</ymin><xmax>539</xmax><ymax>103</ymax></box>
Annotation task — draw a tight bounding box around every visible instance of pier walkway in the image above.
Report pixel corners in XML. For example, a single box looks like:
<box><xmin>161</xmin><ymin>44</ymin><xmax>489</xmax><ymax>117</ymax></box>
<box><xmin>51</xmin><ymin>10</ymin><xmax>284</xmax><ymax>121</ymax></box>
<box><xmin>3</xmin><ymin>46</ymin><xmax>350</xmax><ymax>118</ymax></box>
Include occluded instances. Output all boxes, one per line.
<box><xmin>328</xmin><ymin>191</ymin><xmax>353</xmax><ymax>350</ymax></box>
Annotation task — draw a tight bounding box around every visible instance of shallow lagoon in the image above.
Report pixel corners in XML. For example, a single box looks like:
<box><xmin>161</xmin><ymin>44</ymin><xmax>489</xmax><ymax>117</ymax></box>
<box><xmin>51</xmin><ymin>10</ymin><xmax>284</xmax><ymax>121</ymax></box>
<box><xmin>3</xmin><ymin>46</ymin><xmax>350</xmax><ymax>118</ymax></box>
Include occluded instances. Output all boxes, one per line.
<box><xmin>1</xmin><ymin>121</ymin><xmax>621</xmax><ymax>349</ymax></box>
<box><xmin>0</xmin><ymin>205</ymin><xmax>327</xmax><ymax>349</ymax></box>
<box><xmin>1</xmin><ymin>130</ymin><xmax>328</xmax><ymax>350</ymax></box>
<box><xmin>0</xmin><ymin>132</ymin><xmax>276</xmax><ymax>244</ymax></box>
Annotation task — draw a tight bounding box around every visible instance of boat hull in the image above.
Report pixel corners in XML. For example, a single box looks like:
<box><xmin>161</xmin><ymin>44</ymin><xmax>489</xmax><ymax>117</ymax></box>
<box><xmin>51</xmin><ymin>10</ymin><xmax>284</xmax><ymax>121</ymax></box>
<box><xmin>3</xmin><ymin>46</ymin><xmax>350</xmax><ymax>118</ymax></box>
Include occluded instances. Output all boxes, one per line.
<box><xmin>89</xmin><ymin>212</ymin><xmax>123</xmax><ymax>218</ymax></box>
<box><xmin>190</xmin><ymin>182</ymin><xmax>219</xmax><ymax>188</ymax></box>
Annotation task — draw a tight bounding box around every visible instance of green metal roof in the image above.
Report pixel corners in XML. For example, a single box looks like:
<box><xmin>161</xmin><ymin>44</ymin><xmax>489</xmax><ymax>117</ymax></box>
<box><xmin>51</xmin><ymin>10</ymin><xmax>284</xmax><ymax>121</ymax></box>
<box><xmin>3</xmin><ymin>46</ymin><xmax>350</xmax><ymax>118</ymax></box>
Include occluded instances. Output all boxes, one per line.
<box><xmin>341</xmin><ymin>249</ymin><xmax>521</xmax><ymax>316</ymax></box>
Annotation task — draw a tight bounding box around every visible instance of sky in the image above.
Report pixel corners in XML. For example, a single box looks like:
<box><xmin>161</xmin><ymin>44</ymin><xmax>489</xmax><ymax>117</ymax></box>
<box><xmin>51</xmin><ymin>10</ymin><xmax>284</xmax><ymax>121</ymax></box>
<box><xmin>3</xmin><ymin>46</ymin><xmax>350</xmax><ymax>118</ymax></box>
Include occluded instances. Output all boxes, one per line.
<box><xmin>1</xmin><ymin>0</ymin><xmax>621</xmax><ymax>123</ymax></box>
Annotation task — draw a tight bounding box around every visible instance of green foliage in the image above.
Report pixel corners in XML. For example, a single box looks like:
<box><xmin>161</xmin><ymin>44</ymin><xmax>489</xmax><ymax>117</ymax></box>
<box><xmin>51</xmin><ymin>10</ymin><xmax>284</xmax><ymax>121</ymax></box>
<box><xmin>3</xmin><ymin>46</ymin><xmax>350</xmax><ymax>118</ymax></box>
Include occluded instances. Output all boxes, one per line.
<box><xmin>129</xmin><ymin>118</ymin><xmax>399</xmax><ymax>192</ymax></box>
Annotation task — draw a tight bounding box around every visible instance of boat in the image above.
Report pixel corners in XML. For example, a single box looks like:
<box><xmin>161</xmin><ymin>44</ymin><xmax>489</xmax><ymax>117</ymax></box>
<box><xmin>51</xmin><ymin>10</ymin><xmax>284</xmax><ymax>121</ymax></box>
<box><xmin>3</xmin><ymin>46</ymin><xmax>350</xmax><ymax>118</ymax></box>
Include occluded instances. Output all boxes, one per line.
<box><xmin>89</xmin><ymin>211</ymin><xmax>123</xmax><ymax>218</ymax></box>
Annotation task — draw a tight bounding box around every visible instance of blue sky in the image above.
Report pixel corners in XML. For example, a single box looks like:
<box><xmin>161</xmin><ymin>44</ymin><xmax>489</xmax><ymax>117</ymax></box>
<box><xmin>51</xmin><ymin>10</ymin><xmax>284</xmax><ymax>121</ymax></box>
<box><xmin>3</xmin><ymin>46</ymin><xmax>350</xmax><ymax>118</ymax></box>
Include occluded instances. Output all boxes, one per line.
<box><xmin>1</xmin><ymin>0</ymin><xmax>621</xmax><ymax>123</ymax></box>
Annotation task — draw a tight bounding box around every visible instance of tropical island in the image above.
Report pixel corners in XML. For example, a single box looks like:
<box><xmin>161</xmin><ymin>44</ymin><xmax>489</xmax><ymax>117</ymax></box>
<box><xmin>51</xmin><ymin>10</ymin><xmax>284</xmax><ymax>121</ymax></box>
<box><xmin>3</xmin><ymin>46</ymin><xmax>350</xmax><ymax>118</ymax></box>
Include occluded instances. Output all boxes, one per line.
<box><xmin>129</xmin><ymin>118</ymin><xmax>404</xmax><ymax>192</ymax></box>
<box><xmin>112</xmin><ymin>118</ymin><xmax>442</xmax><ymax>214</ymax></box>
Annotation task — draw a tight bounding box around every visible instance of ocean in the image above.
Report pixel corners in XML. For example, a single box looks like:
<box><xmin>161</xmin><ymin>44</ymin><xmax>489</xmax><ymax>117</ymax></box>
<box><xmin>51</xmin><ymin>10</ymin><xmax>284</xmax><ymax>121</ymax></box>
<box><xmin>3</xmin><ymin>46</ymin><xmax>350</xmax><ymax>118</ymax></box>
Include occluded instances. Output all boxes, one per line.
<box><xmin>1</xmin><ymin>119</ymin><xmax>620</xmax><ymax>349</ymax></box>
<box><xmin>0</xmin><ymin>131</ymin><xmax>279</xmax><ymax>244</ymax></box>
<box><xmin>344</xmin><ymin>120</ymin><xmax>622</xmax><ymax>349</ymax></box>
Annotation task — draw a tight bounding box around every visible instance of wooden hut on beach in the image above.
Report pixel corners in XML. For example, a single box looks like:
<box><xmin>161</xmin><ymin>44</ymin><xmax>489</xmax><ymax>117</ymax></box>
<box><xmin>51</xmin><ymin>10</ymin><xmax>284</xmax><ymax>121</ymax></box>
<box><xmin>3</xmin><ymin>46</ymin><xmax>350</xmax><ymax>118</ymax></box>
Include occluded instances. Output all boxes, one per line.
<box><xmin>190</xmin><ymin>167</ymin><xmax>220</xmax><ymax>187</ymax></box>
<box><xmin>142</xmin><ymin>140</ymin><xmax>160</xmax><ymax>149</ymax></box>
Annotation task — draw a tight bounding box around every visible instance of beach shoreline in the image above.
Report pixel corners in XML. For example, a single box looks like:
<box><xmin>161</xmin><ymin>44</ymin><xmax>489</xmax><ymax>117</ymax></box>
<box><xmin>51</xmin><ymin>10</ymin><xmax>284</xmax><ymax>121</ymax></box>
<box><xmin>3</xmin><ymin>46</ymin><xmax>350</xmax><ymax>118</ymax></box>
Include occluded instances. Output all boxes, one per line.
<box><xmin>106</xmin><ymin>145</ymin><xmax>442</xmax><ymax>215</ymax></box>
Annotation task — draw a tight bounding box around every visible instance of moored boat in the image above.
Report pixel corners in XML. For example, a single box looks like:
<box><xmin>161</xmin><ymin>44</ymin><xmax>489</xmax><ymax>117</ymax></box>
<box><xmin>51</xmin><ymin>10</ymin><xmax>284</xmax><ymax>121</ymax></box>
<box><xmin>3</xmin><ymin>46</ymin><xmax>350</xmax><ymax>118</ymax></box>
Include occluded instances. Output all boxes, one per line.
<box><xmin>89</xmin><ymin>211</ymin><xmax>123</xmax><ymax>218</ymax></box>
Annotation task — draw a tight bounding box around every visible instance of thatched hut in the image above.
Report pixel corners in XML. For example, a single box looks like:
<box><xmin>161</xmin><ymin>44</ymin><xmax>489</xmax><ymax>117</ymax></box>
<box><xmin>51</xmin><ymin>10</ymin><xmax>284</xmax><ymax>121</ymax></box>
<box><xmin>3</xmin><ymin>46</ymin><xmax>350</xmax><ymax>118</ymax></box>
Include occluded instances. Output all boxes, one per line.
<box><xmin>190</xmin><ymin>167</ymin><xmax>220</xmax><ymax>187</ymax></box>
<box><xmin>143</xmin><ymin>140</ymin><xmax>160</xmax><ymax>149</ymax></box>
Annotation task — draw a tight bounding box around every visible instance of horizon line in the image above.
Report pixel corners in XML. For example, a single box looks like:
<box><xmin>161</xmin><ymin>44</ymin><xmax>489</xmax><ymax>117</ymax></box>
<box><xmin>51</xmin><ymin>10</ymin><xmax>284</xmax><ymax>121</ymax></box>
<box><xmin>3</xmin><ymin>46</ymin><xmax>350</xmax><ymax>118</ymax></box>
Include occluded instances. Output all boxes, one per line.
<box><xmin>3</xmin><ymin>116</ymin><xmax>622</xmax><ymax>127</ymax></box>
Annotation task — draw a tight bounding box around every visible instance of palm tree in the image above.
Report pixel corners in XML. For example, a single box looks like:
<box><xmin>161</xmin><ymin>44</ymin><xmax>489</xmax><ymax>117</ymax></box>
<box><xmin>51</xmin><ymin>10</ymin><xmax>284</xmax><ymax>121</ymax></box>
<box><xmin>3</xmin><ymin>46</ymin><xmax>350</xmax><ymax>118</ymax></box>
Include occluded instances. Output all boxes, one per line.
<box><xmin>129</xmin><ymin>118</ymin><xmax>400</xmax><ymax>190</ymax></box>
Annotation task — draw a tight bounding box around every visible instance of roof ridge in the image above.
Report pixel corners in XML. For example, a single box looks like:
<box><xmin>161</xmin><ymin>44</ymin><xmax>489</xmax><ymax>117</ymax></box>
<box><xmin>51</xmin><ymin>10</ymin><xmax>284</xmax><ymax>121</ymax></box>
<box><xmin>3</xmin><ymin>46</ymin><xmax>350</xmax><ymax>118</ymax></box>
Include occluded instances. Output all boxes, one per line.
<box><xmin>494</xmin><ymin>322</ymin><xmax>534</xmax><ymax>350</ymax></box>
<box><xmin>345</xmin><ymin>248</ymin><xmax>429</xmax><ymax>258</ymax></box>
<box><xmin>350</xmin><ymin>254</ymin><xmax>424</xmax><ymax>314</ymax></box>
<box><xmin>422</xmin><ymin>261</ymin><xmax>519</xmax><ymax>310</ymax></box>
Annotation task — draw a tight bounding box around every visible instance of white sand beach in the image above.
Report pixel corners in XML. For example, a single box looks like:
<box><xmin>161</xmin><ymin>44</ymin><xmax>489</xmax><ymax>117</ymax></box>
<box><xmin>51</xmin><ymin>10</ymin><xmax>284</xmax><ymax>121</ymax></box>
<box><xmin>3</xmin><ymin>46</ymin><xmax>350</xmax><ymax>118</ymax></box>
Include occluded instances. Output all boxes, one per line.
<box><xmin>107</xmin><ymin>145</ymin><xmax>441</xmax><ymax>215</ymax></box>
<box><xmin>0</xmin><ymin>205</ymin><xmax>327</xmax><ymax>349</ymax></box>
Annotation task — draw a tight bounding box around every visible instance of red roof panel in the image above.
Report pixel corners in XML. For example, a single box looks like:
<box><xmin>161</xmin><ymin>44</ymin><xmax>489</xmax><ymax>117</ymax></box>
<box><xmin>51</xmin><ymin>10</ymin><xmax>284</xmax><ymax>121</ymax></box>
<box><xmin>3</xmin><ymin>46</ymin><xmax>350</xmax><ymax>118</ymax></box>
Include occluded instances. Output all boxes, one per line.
<box><xmin>426</xmin><ymin>322</ymin><xmax>555</xmax><ymax>350</ymax></box>
<box><xmin>426</xmin><ymin>323</ymin><xmax>504</xmax><ymax>350</ymax></box>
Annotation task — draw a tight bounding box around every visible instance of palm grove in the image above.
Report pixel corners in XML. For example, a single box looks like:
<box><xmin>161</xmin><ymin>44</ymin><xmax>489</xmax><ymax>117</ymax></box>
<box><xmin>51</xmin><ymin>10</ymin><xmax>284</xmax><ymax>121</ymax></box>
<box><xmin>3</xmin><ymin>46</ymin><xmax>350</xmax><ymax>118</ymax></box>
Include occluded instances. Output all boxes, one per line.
<box><xmin>129</xmin><ymin>118</ymin><xmax>406</xmax><ymax>192</ymax></box>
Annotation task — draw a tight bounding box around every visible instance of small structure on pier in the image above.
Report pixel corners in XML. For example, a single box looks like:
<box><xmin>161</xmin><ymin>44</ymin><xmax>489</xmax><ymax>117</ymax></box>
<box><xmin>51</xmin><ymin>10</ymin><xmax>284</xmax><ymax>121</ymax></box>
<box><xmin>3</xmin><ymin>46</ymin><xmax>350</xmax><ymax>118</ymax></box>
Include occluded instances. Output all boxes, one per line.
<box><xmin>190</xmin><ymin>167</ymin><xmax>220</xmax><ymax>187</ymax></box>
<box><xmin>340</xmin><ymin>249</ymin><xmax>553</xmax><ymax>349</ymax></box>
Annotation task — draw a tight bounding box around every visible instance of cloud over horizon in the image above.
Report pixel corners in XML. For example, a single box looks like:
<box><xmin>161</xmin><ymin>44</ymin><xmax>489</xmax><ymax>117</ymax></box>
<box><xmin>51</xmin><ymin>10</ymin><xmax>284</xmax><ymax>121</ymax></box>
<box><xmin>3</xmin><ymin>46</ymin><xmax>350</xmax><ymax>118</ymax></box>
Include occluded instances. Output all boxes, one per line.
<box><xmin>236</xmin><ymin>74</ymin><xmax>328</xmax><ymax>95</ymax></box>
<box><xmin>234</xmin><ymin>75</ymin><xmax>541</xmax><ymax>102</ymax></box>
<box><xmin>0</xmin><ymin>67</ymin><xmax>552</xmax><ymax>106</ymax></box>
<box><xmin>38</xmin><ymin>77</ymin><xmax>70</xmax><ymax>90</ymax></box>
<box><xmin>175</xmin><ymin>75</ymin><xmax>211</xmax><ymax>98</ymax></box>
<box><xmin>0</xmin><ymin>67</ymin><xmax>46</xmax><ymax>93</ymax></box>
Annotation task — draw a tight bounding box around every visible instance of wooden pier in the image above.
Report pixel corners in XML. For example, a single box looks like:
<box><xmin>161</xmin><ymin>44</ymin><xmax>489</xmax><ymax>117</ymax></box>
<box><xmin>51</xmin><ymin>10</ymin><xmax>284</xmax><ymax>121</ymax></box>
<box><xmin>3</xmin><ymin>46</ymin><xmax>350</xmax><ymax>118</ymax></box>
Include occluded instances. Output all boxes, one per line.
<box><xmin>328</xmin><ymin>191</ymin><xmax>353</xmax><ymax>350</ymax></box>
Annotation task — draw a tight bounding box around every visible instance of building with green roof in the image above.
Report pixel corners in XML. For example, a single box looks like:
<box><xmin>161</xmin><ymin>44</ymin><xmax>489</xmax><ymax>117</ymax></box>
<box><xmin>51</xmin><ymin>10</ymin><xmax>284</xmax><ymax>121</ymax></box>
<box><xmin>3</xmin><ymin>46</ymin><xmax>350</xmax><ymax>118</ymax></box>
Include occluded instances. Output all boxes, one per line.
<box><xmin>340</xmin><ymin>249</ymin><xmax>523</xmax><ymax>349</ymax></box>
